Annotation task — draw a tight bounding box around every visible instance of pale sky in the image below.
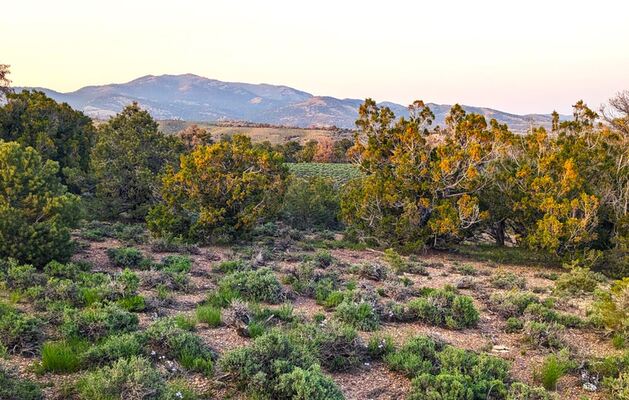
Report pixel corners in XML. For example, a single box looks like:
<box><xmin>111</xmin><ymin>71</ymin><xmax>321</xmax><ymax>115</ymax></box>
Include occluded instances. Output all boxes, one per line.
<box><xmin>2</xmin><ymin>0</ymin><xmax>629</xmax><ymax>114</ymax></box>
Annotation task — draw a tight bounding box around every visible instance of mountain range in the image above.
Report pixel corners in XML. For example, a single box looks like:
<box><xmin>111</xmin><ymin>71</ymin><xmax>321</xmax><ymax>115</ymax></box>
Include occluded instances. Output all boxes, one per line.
<box><xmin>17</xmin><ymin>74</ymin><xmax>565</xmax><ymax>131</ymax></box>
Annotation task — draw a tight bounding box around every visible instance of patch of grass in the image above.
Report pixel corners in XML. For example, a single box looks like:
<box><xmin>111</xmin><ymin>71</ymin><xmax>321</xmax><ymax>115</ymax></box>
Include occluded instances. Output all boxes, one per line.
<box><xmin>536</xmin><ymin>354</ymin><xmax>566</xmax><ymax>390</ymax></box>
<box><xmin>334</xmin><ymin>301</ymin><xmax>380</xmax><ymax>331</ymax></box>
<box><xmin>196</xmin><ymin>305</ymin><xmax>221</xmax><ymax>327</ymax></box>
<box><xmin>39</xmin><ymin>340</ymin><xmax>87</xmax><ymax>373</ymax></box>
<box><xmin>452</xmin><ymin>244</ymin><xmax>559</xmax><ymax>267</ymax></box>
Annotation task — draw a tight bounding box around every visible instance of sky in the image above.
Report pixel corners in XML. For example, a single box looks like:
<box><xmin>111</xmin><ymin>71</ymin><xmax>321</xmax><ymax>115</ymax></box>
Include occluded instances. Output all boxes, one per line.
<box><xmin>2</xmin><ymin>0</ymin><xmax>629</xmax><ymax>114</ymax></box>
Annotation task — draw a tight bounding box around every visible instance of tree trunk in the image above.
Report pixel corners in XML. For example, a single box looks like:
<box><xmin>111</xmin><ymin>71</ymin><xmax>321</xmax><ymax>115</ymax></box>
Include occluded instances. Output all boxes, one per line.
<box><xmin>494</xmin><ymin>220</ymin><xmax>506</xmax><ymax>246</ymax></box>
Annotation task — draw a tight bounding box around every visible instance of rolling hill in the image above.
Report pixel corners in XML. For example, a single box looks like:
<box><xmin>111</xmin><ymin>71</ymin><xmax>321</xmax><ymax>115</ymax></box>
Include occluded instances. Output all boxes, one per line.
<box><xmin>17</xmin><ymin>74</ymin><xmax>564</xmax><ymax>132</ymax></box>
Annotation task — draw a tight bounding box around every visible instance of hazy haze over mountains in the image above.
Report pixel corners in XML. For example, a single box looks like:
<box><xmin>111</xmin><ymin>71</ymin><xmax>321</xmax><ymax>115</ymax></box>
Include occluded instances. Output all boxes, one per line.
<box><xmin>18</xmin><ymin>74</ymin><xmax>565</xmax><ymax>131</ymax></box>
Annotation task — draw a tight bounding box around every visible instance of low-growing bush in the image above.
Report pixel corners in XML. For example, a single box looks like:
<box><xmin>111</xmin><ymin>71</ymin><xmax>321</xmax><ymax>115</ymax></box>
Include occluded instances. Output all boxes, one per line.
<box><xmin>589</xmin><ymin>278</ymin><xmax>628</xmax><ymax>342</ymax></box>
<box><xmin>524</xmin><ymin>321</ymin><xmax>566</xmax><ymax>350</ymax></box>
<box><xmin>0</xmin><ymin>366</ymin><xmax>43</xmax><ymax>400</ymax></box>
<box><xmin>107</xmin><ymin>247</ymin><xmax>151</xmax><ymax>270</ymax></box>
<box><xmin>407</xmin><ymin>288</ymin><xmax>479</xmax><ymax>329</ymax></box>
<box><xmin>76</xmin><ymin>356</ymin><xmax>165</xmax><ymax>400</ymax></box>
<box><xmin>62</xmin><ymin>303</ymin><xmax>139</xmax><ymax>341</ymax></box>
<box><xmin>0</xmin><ymin>304</ymin><xmax>43</xmax><ymax>356</ymax></box>
<box><xmin>554</xmin><ymin>267</ymin><xmax>605</xmax><ymax>295</ymax></box>
<box><xmin>334</xmin><ymin>301</ymin><xmax>380</xmax><ymax>331</ymax></box>
<box><xmin>290</xmin><ymin>323</ymin><xmax>365</xmax><ymax>372</ymax></box>
<box><xmin>384</xmin><ymin>248</ymin><xmax>408</xmax><ymax>274</ymax></box>
<box><xmin>158</xmin><ymin>255</ymin><xmax>192</xmax><ymax>273</ymax></box>
<box><xmin>82</xmin><ymin>333</ymin><xmax>144</xmax><ymax>366</ymax></box>
<box><xmin>142</xmin><ymin>318</ymin><xmax>214</xmax><ymax>376</ymax></box>
<box><xmin>218</xmin><ymin>268</ymin><xmax>284</xmax><ymax>303</ymax></box>
<box><xmin>276</xmin><ymin>365</ymin><xmax>345</xmax><ymax>400</ymax></box>
<box><xmin>506</xmin><ymin>382</ymin><xmax>557</xmax><ymax>400</ymax></box>
<box><xmin>385</xmin><ymin>335</ymin><xmax>441</xmax><ymax>377</ymax></box>
<box><xmin>219</xmin><ymin>330</ymin><xmax>341</xmax><ymax>399</ymax></box>
<box><xmin>367</xmin><ymin>334</ymin><xmax>394</xmax><ymax>360</ymax></box>
<box><xmin>488</xmin><ymin>291</ymin><xmax>540</xmax><ymax>318</ymax></box>
<box><xmin>491</xmin><ymin>270</ymin><xmax>527</xmax><ymax>289</ymax></box>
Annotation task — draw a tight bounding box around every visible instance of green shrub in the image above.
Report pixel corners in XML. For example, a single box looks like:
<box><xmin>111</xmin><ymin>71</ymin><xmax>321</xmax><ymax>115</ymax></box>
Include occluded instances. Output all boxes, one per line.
<box><xmin>334</xmin><ymin>301</ymin><xmax>379</xmax><ymax>331</ymax></box>
<box><xmin>62</xmin><ymin>303</ymin><xmax>139</xmax><ymax>341</ymax></box>
<box><xmin>163</xmin><ymin>380</ymin><xmax>199</xmax><ymax>400</ymax></box>
<box><xmin>213</xmin><ymin>259</ymin><xmax>247</xmax><ymax>273</ymax></box>
<box><xmin>455</xmin><ymin>264</ymin><xmax>478</xmax><ymax>276</ymax></box>
<box><xmin>115</xmin><ymin>268</ymin><xmax>140</xmax><ymax>297</ymax></box>
<box><xmin>491</xmin><ymin>270</ymin><xmax>527</xmax><ymax>289</ymax></box>
<box><xmin>385</xmin><ymin>336</ymin><xmax>441</xmax><ymax>377</ymax></box>
<box><xmin>407</xmin><ymin>288</ymin><xmax>479</xmax><ymax>329</ymax></box>
<box><xmin>196</xmin><ymin>305</ymin><xmax>221</xmax><ymax>327</ymax></box>
<box><xmin>368</xmin><ymin>334</ymin><xmax>394</xmax><ymax>360</ymax></box>
<box><xmin>0</xmin><ymin>305</ymin><xmax>43</xmax><ymax>355</ymax></box>
<box><xmin>219</xmin><ymin>330</ymin><xmax>321</xmax><ymax>399</ymax></box>
<box><xmin>142</xmin><ymin>318</ymin><xmax>214</xmax><ymax>376</ymax></box>
<box><xmin>106</xmin><ymin>247</ymin><xmax>150</xmax><ymax>269</ymax></box>
<box><xmin>218</xmin><ymin>268</ymin><xmax>284</xmax><ymax>303</ymax></box>
<box><xmin>40</xmin><ymin>340</ymin><xmax>86</xmax><ymax>373</ymax></box>
<box><xmin>0</xmin><ymin>366</ymin><xmax>42</xmax><ymax>400</ymax></box>
<box><xmin>281</xmin><ymin>176</ymin><xmax>341</xmax><ymax>231</ymax></box>
<box><xmin>554</xmin><ymin>267</ymin><xmax>605</xmax><ymax>295</ymax></box>
<box><xmin>5</xmin><ymin>261</ymin><xmax>43</xmax><ymax>290</ymax></box>
<box><xmin>44</xmin><ymin>260</ymin><xmax>90</xmax><ymax>279</ymax></box>
<box><xmin>506</xmin><ymin>317</ymin><xmax>525</xmax><ymax>333</ymax></box>
<box><xmin>506</xmin><ymin>382</ymin><xmax>556</xmax><ymax>400</ymax></box>
<box><xmin>589</xmin><ymin>278</ymin><xmax>628</xmax><ymax>342</ymax></box>
<box><xmin>76</xmin><ymin>356</ymin><xmax>164</xmax><ymax>400</ymax></box>
<box><xmin>384</xmin><ymin>248</ymin><xmax>408</xmax><ymax>274</ymax></box>
<box><xmin>82</xmin><ymin>333</ymin><xmax>144</xmax><ymax>366</ymax></box>
<box><xmin>609</xmin><ymin>372</ymin><xmax>629</xmax><ymax>400</ymax></box>
<box><xmin>489</xmin><ymin>291</ymin><xmax>540</xmax><ymax>318</ymax></box>
<box><xmin>158</xmin><ymin>255</ymin><xmax>192</xmax><ymax>273</ymax></box>
<box><xmin>0</xmin><ymin>140</ymin><xmax>80</xmax><ymax>266</ymax></box>
<box><xmin>290</xmin><ymin>323</ymin><xmax>365</xmax><ymax>372</ymax></box>
<box><xmin>313</xmin><ymin>250</ymin><xmax>334</xmax><ymax>268</ymax></box>
<box><xmin>524</xmin><ymin>321</ymin><xmax>565</xmax><ymax>350</ymax></box>
<box><xmin>276</xmin><ymin>365</ymin><xmax>344</xmax><ymax>400</ymax></box>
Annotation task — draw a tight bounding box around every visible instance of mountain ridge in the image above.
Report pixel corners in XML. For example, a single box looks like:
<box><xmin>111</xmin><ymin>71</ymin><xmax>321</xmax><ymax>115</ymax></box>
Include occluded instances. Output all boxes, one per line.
<box><xmin>16</xmin><ymin>74</ymin><xmax>566</xmax><ymax>131</ymax></box>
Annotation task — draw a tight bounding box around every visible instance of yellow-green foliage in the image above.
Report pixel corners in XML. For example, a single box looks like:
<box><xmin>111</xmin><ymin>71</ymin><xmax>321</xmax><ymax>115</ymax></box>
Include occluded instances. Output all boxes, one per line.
<box><xmin>341</xmin><ymin>101</ymin><xmax>502</xmax><ymax>248</ymax></box>
<box><xmin>148</xmin><ymin>135</ymin><xmax>287</xmax><ymax>241</ymax></box>
<box><xmin>0</xmin><ymin>140</ymin><xmax>80</xmax><ymax>266</ymax></box>
<box><xmin>590</xmin><ymin>278</ymin><xmax>629</xmax><ymax>340</ymax></box>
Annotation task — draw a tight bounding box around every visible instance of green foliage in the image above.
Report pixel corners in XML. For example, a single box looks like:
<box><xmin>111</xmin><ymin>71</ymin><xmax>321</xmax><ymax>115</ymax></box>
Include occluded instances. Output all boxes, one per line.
<box><xmin>148</xmin><ymin>135</ymin><xmax>287</xmax><ymax>241</ymax></box>
<box><xmin>407</xmin><ymin>288</ymin><xmax>479</xmax><ymax>329</ymax></box>
<box><xmin>341</xmin><ymin>100</ymin><xmax>501</xmax><ymax>248</ymax></box>
<box><xmin>218</xmin><ymin>268</ymin><xmax>284</xmax><ymax>303</ymax></box>
<box><xmin>76</xmin><ymin>356</ymin><xmax>165</xmax><ymax>400</ymax></box>
<box><xmin>91</xmin><ymin>103</ymin><xmax>182</xmax><ymax>220</ymax></box>
<box><xmin>554</xmin><ymin>267</ymin><xmax>605</xmax><ymax>295</ymax></box>
<box><xmin>276</xmin><ymin>365</ymin><xmax>345</xmax><ymax>400</ymax></box>
<box><xmin>82</xmin><ymin>333</ymin><xmax>144</xmax><ymax>366</ymax></box>
<box><xmin>385</xmin><ymin>335</ymin><xmax>511</xmax><ymax>400</ymax></box>
<box><xmin>367</xmin><ymin>334</ymin><xmax>394</xmax><ymax>360</ymax></box>
<box><xmin>106</xmin><ymin>247</ymin><xmax>150</xmax><ymax>270</ymax></box>
<box><xmin>384</xmin><ymin>248</ymin><xmax>408</xmax><ymax>274</ymax></box>
<box><xmin>0</xmin><ymin>366</ymin><xmax>42</xmax><ymax>400</ymax></box>
<box><xmin>142</xmin><ymin>318</ymin><xmax>214</xmax><ymax>375</ymax></box>
<box><xmin>506</xmin><ymin>382</ymin><xmax>556</xmax><ymax>400</ymax></box>
<box><xmin>158</xmin><ymin>255</ymin><xmax>192</xmax><ymax>273</ymax></box>
<box><xmin>334</xmin><ymin>301</ymin><xmax>379</xmax><ymax>331</ymax></box>
<box><xmin>490</xmin><ymin>270</ymin><xmax>527</xmax><ymax>289</ymax></box>
<box><xmin>0</xmin><ymin>304</ymin><xmax>43</xmax><ymax>355</ymax></box>
<box><xmin>536</xmin><ymin>354</ymin><xmax>566</xmax><ymax>390</ymax></box>
<box><xmin>0</xmin><ymin>90</ymin><xmax>95</xmax><ymax>192</ymax></box>
<box><xmin>219</xmin><ymin>330</ymin><xmax>340</xmax><ymax>399</ymax></box>
<box><xmin>287</xmin><ymin>162</ymin><xmax>361</xmax><ymax>186</ymax></box>
<box><xmin>589</xmin><ymin>278</ymin><xmax>629</xmax><ymax>342</ymax></box>
<box><xmin>488</xmin><ymin>291</ymin><xmax>540</xmax><ymax>318</ymax></box>
<box><xmin>282</xmin><ymin>176</ymin><xmax>341</xmax><ymax>230</ymax></box>
<box><xmin>524</xmin><ymin>321</ymin><xmax>565</xmax><ymax>350</ymax></box>
<box><xmin>290</xmin><ymin>323</ymin><xmax>364</xmax><ymax>372</ymax></box>
<box><xmin>0</xmin><ymin>141</ymin><xmax>80</xmax><ymax>266</ymax></box>
<box><xmin>62</xmin><ymin>303</ymin><xmax>139</xmax><ymax>341</ymax></box>
<box><xmin>196</xmin><ymin>305</ymin><xmax>221</xmax><ymax>327</ymax></box>
<box><xmin>39</xmin><ymin>340</ymin><xmax>86</xmax><ymax>373</ymax></box>
<box><xmin>506</xmin><ymin>317</ymin><xmax>525</xmax><ymax>333</ymax></box>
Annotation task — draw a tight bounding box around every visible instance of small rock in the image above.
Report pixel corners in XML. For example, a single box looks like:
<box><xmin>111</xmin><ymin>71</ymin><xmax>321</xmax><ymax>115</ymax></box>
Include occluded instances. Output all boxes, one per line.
<box><xmin>582</xmin><ymin>382</ymin><xmax>597</xmax><ymax>392</ymax></box>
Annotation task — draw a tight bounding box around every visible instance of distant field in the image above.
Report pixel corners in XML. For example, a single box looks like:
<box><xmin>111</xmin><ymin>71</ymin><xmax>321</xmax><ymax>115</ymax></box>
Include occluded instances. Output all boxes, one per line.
<box><xmin>158</xmin><ymin>120</ymin><xmax>353</xmax><ymax>145</ymax></box>
<box><xmin>287</xmin><ymin>162</ymin><xmax>362</xmax><ymax>185</ymax></box>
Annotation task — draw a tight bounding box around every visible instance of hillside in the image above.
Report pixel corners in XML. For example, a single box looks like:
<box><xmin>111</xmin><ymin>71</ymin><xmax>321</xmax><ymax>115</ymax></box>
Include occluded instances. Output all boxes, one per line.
<box><xmin>17</xmin><ymin>74</ymin><xmax>565</xmax><ymax>132</ymax></box>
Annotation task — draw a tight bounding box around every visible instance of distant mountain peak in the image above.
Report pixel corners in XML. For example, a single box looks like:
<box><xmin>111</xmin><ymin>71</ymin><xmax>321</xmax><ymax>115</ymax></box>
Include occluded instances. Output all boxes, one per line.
<box><xmin>16</xmin><ymin>74</ymin><xmax>565</xmax><ymax>131</ymax></box>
